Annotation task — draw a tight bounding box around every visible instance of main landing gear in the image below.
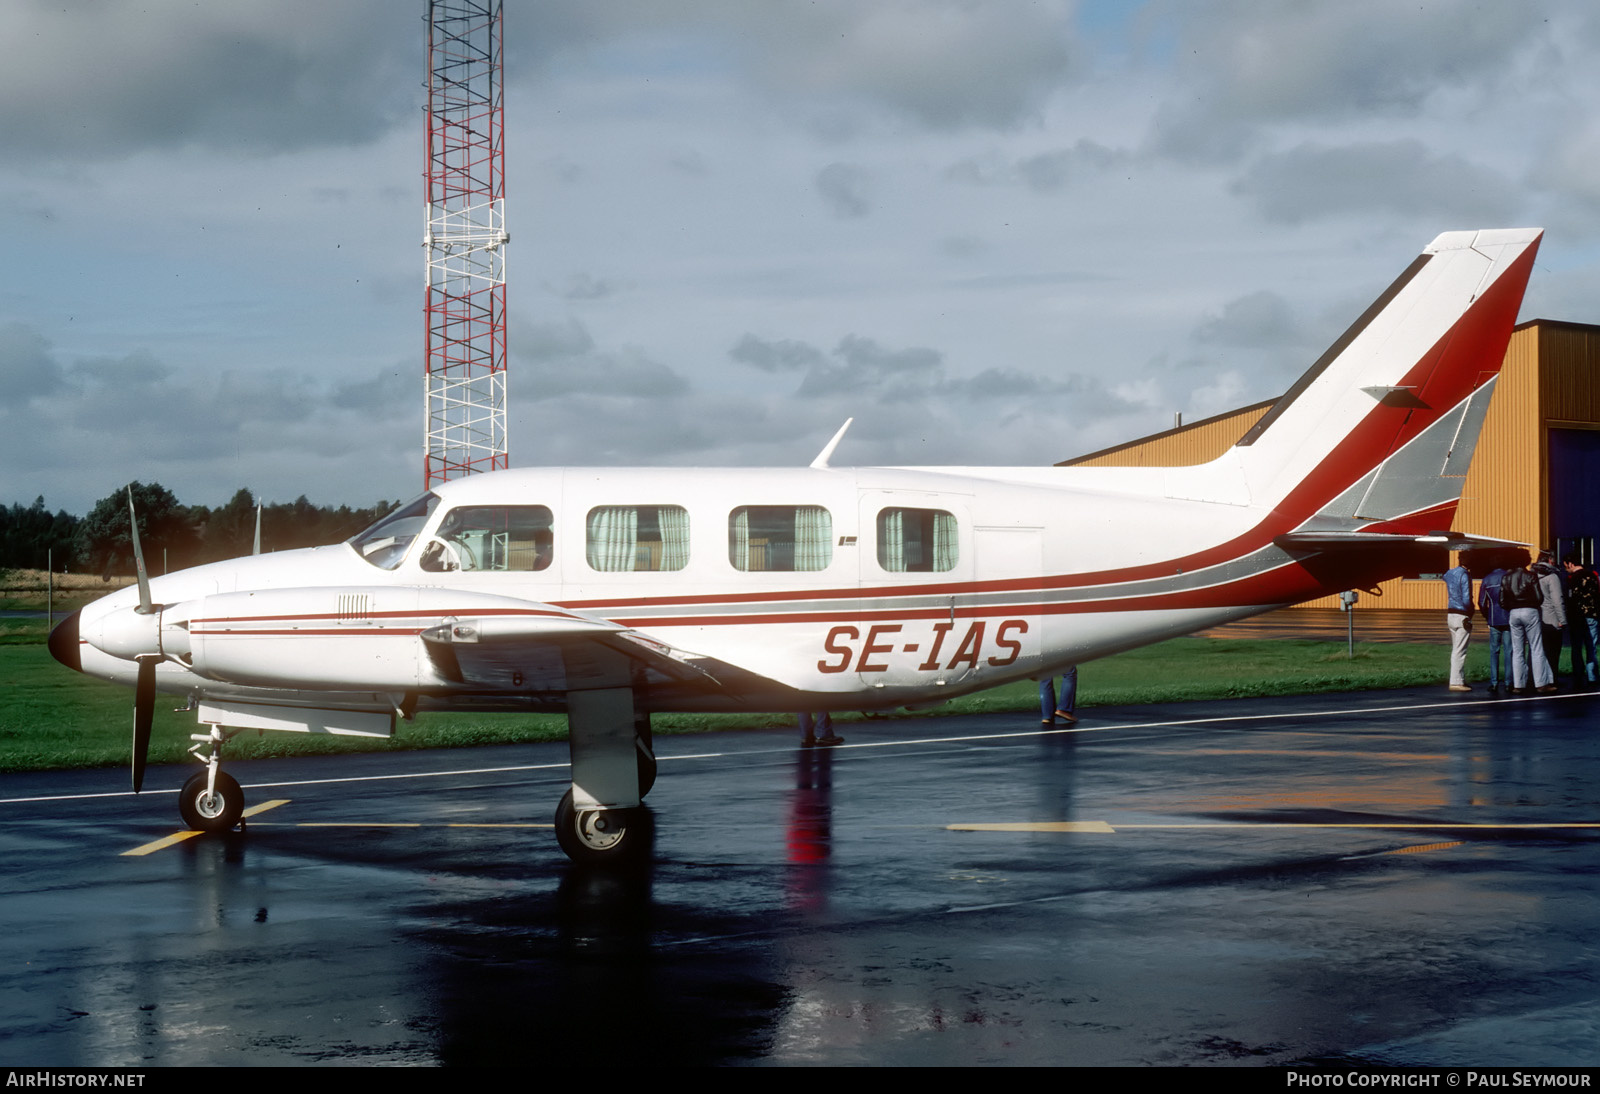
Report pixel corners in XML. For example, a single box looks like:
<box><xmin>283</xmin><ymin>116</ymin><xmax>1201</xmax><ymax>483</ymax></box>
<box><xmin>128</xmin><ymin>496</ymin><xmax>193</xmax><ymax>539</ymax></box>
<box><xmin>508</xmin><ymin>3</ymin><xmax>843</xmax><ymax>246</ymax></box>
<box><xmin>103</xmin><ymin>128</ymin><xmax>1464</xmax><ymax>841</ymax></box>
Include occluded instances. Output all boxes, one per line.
<box><xmin>554</xmin><ymin>685</ymin><xmax>657</xmax><ymax>865</ymax></box>
<box><xmin>178</xmin><ymin>724</ymin><xmax>247</xmax><ymax>833</ymax></box>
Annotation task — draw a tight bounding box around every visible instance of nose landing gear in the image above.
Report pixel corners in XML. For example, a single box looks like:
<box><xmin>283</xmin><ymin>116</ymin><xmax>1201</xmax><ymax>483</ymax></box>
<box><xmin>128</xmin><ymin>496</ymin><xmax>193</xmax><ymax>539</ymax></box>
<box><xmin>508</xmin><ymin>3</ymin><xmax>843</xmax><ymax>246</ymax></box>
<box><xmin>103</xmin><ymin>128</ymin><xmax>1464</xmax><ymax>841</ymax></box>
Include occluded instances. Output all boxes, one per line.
<box><xmin>178</xmin><ymin>724</ymin><xmax>246</xmax><ymax>833</ymax></box>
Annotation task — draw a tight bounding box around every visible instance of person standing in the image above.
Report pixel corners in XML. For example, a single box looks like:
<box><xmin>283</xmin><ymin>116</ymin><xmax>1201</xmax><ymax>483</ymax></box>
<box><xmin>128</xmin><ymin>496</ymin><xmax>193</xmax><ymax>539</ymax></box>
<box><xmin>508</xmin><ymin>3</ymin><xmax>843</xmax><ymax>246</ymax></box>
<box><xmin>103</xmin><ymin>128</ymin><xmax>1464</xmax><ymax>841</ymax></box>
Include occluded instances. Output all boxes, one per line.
<box><xmin>1502</xmin><ymin>552</ymin><xmax>1553</xmax><ymax>693</ymax></box>
<box><xmin>1534</xmin><ymin>550</ymin><xmax>1567</xmax><ymax>685</ymax></box>
<box><xmin>1445</xmin><ymin>557</ymin><xmax>1474</xmax><ymax>692</ymax></box>
<box><xmin>1040</xmin><ymin>666</ymin><xmax>1078</xmax><ymax>725</ymax></box>
<box><xmin>799</xmin><ymin>712</ymin><xmax>843</xmax><ymax>748</ymax></box>
<box><xmin>1478</xmin><ymin>565</ymin><xmax>1512</xmax><ymax>696</ymax></box>
<box><xmin>1563</xmin><ymin>554</ymin><xmax>1600</xmax><ymax>687</ymax></box>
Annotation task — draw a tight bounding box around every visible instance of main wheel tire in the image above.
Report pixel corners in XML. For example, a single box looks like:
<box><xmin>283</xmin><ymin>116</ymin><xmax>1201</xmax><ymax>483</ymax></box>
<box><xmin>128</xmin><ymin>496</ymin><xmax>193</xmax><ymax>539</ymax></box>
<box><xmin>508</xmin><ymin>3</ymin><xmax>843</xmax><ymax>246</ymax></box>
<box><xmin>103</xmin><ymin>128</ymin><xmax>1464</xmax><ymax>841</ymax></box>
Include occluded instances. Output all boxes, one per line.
<box><xmin>179</xmin><ymin>771</ymin><xmax>244</xmax><ymax>833</ymax></box>
<box><xmin>636</xmin><ymin>745</ymin><xmax>657</xmax><ymax>798</ymax></box>
<box><xmin>553</xmin><ymin>789</ymin><xmax>650</xmax><ymax>864</ymax></box>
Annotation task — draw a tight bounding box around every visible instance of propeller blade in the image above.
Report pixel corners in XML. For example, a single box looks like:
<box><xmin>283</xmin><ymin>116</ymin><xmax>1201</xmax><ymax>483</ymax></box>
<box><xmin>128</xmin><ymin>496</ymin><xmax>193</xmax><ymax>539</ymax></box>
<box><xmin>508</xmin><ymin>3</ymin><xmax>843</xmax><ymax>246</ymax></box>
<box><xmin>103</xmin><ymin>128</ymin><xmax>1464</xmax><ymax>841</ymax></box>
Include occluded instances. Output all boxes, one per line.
<box><xmin>132</xmin><ymin>658</ymin><xmax>155</xmax><ymax>793</ymax></box>
<box><xmin>253</xmin><ymin>504</ymin><xmax>262</xmax><ymax>555</ymax></box>
<box><xmin>126</xmin><ymin>488</ymin><xmax>153</xmax><ymax>616</ymax></box>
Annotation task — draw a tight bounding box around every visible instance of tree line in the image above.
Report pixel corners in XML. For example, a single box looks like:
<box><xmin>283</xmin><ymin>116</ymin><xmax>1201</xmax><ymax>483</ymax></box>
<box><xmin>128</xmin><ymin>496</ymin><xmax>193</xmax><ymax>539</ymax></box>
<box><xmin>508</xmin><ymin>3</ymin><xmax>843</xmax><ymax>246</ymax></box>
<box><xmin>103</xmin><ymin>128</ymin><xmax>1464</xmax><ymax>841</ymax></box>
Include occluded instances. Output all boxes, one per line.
<box><xmin>0</xmin><ymin>485</ymin><xmax>397</xmax><ymax>577</ymax></box>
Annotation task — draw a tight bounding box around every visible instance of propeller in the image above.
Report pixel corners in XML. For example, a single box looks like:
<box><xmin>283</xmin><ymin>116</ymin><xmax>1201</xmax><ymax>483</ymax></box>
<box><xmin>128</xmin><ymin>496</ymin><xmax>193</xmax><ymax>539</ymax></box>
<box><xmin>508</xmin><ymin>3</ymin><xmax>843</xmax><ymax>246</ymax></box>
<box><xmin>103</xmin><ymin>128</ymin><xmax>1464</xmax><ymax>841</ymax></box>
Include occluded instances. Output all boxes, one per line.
<box><xmin>133</xmin><ymin>657</ymin><xmax>155</xmax><ymax>793</ymax></box>
<box><xmin>126</xmin><ymin>487</ymin><xmax>157</xmax><ymax>792</ymax></box>
<box><xmin>253</xmin><ymin>503</ymin><xmax>262</xmax><ymax>555</ymax></box>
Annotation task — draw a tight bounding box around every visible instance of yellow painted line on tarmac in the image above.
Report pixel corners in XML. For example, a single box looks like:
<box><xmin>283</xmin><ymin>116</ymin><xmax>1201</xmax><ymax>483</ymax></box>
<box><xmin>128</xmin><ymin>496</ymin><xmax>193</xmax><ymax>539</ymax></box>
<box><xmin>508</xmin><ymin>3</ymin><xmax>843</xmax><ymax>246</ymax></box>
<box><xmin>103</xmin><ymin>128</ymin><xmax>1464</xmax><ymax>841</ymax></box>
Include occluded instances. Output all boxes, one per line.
<box><xmin>121</xmin><ymin>799</ymin><xmax>290</xmax><ymax>857</ymax></box>
<box><xmin>948</xmin><ymin>821</ymin><xmax>1600</xmax><ymax>834</ymax></box>
<box><xmin>121</xmin><ymin>830</ymin><xmax>203</xmax><ymax>857</ymax></box>
<box><xmin>1380</xmin><ymin>841</ymin><xmax>1466</xmax><ymax>856</ymax></box>
<box><xmin>1113</xmin><ymin>822</ymin><xmax>1600</xmax><ymax>830</ymax></box>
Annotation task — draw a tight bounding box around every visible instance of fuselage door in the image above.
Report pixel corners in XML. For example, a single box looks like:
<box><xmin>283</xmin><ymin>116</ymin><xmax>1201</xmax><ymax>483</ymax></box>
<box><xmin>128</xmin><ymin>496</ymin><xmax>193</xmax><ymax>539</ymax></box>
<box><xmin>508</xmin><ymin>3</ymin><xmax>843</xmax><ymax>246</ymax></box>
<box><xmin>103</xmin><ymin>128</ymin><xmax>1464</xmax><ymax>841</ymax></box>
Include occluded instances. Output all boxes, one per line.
<box><xmin>968</xmin><ymin>524</ymin><xmax>1045</xmax><ymax>686</ymax></box>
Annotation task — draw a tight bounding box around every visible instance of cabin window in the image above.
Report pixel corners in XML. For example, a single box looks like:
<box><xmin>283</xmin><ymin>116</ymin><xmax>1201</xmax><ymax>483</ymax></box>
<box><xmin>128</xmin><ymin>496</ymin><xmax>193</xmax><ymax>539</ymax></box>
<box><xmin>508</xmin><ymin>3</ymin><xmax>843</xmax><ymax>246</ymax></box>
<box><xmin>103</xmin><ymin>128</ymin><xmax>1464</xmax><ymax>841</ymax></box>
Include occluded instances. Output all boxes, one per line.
<box><xmin>586</xmin><ymin>506</ymin><xmax>690</xmax><ymax>572</ymax></box>
<box><xmin>729</xmin><ymin>506</ymin><xmax>832</xmax><ymax>572</ymax></box>
<box><xmin>419</xmin><ymin>505</ymin><xmax>554</xmax><ymax>573</ymax></box>
<box><xmin>876</xmin><ymin>507</ymin><xmax>958</xmax><ymax>572</ymax></box>
<box><xmin>350</xmin><ymin>492</ymin><xmax>440</xmax><ymax>570</ymax></box>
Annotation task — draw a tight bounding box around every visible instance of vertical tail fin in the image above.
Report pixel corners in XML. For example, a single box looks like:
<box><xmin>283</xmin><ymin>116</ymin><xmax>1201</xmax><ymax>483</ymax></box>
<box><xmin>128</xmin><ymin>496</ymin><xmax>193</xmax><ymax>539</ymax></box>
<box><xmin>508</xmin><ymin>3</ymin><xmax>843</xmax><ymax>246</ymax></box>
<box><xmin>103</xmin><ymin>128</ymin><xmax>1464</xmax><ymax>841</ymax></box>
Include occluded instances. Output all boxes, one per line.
<box><xmin>1231</xmin><ymin>228</ymin><xmax>1541</xmax><ymax>524</ymax></box>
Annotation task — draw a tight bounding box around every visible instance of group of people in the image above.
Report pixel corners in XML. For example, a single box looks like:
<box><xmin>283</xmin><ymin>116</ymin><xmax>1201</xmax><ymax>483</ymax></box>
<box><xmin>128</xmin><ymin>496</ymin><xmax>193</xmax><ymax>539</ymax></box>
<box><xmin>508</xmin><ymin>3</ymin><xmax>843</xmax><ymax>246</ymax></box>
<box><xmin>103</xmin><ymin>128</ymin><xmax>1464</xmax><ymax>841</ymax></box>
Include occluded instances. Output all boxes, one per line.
<box><xmin>1447</xmin><ymin>548</ymin><xmax>1600</xmax><ymax>695</ymax></box>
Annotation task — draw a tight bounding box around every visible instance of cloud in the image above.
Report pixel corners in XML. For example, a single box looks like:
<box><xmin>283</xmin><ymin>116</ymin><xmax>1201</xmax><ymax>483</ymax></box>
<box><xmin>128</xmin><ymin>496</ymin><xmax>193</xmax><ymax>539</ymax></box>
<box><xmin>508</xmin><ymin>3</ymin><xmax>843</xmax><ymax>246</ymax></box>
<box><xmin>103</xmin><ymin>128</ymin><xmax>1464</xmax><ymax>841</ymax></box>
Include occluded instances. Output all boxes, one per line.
<box><xmin>1230</xmin><ymin>140</ymin><xmax>1518</xmax><ymax>225</ymax></box>
<box><xmin>1194</xmin><ymin>291</ymin><xmax>1301</xmax><ymax>348</ymax></box>
<box><xmin>815</xmin><ymin>163</ymin><xmax>873</xmax><ymax>219</ymax></box>
<box><xmin>0</xmin><ymin>322</ymin><xmax>67</xmax><ymax>405</ymax></box>
<box><xmin>0</xmin><ymin>0</ymin><xmax>413</xmax><ymax>160</ymax></box>
<box><xmin>332</xmin><ymin>366</ymin><xmax>410</xmax><ymax>412</ymax></box>
<box><xmin>728</xmin><ymin>331</ymin><xmax>1142</xmax><ymax>419</ymax></box>
<box><xmin>729</xmin><ymin>334</ymin><xmax>827</xmax><ymax>373</ymax></box>
<box><xmin>0</xmin><ymin>340</ymin><xmax>419</xmax><ymax>513</ymax></box>
<box><xmin>793</xmin><ymin>334</ymin><xmax>942</xmax><ymax>398</ymax></box>
<box><xmin>946</xmin><ymin>140</ymin><xmax>1131</xmax><ymax>192</ymax></box>
<box><xmin>515</xmin><ymin>0</ymin><xmax>1080</xmax><ymax>131</ymax></box>
<box><xmin>552</xmin><ymin>273</ymin><xmax>629</xmax><ymax>301</ymax></box>
<box><xmin>514</xmin><ymin>317</ymin><xmax>691</xmax><ymax>399</ymax></box>
<box><xmin>1150</xmin><ymin>0</ymin><xmax>1540</xmax><ymax>160</ymax></box>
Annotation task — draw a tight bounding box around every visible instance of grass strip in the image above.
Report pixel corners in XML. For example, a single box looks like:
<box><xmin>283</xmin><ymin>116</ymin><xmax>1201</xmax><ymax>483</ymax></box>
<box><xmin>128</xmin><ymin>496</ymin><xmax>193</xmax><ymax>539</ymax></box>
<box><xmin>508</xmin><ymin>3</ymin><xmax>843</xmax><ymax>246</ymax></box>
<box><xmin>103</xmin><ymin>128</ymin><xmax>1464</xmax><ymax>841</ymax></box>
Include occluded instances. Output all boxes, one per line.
<box><xmin>0</xmin><ymin>617</ymin><xmax>1477</xmax><ymax>774</ymax></box>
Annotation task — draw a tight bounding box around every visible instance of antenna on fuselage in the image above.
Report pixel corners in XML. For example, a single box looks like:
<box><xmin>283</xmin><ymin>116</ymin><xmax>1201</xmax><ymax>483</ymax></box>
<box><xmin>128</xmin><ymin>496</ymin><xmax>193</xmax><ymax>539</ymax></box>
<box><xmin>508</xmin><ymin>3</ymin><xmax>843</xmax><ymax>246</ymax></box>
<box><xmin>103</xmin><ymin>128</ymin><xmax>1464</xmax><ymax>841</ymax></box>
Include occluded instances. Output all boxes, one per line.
<box><xmin>810</xmin><ymin>418</ymin><xmax>854</xmax><ymax>470</ymax></box>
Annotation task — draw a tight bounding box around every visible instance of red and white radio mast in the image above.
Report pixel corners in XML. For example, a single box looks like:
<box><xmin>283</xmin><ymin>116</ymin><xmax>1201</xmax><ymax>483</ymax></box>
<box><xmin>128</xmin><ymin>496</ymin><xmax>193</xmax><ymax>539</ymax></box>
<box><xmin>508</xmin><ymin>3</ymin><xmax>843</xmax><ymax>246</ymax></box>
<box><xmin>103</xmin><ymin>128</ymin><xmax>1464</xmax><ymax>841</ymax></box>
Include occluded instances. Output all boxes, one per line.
<box><xmin>423</xmin><ymin>0</ymin><xmax>507</xmax><ymax>488</ymax></box>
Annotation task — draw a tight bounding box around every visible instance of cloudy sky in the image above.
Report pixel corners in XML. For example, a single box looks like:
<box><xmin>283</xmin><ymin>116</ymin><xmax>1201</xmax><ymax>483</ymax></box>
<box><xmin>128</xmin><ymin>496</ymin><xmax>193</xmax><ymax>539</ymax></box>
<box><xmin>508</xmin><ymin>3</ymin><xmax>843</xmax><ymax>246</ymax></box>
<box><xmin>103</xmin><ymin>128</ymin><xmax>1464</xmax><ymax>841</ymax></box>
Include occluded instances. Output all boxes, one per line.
<box><xmin>4</xmin><ymin>0</ymin><xmax>1599</xmax><ymax>517</ymax></box>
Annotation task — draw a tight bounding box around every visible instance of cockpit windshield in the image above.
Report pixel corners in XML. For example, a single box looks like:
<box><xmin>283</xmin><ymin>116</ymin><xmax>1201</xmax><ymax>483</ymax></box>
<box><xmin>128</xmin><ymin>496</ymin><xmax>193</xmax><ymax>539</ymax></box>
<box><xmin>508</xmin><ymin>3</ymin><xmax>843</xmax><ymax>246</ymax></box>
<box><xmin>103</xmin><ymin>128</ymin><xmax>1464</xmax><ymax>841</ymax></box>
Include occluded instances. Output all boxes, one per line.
<box><xmin>348</xmin><ymin>493</ymin><xmax>440</xmax><ymax>570</ymax></box>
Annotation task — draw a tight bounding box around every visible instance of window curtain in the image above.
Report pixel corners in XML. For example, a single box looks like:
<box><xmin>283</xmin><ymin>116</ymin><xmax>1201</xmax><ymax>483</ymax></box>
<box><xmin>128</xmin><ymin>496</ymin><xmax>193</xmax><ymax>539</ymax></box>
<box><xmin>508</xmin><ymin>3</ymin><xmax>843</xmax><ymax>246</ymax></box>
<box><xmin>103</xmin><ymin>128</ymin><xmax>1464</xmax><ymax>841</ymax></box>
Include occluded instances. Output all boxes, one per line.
<box><xmin>587</xmin><ymin>507</ymin><xmax>638</xmax><ymax>571</ymax></box>
<box><xmin>658</xmin><ymin>506</ymin><xmax>690</xmax><ymax>571</ymax></box>
<box><xmin>729</xmin><ymin>509</ymin><xmax>751</xmax><ymax>571</ymax></box>
<box><xmin>932</xmin><ymin>511</ymin><xmax>958</xmax><ymax>571</ymax></box>
<box><xmin>794</xmin><ymin>507</ymin><xmax>832</xmax><ymax>571</ymax></box>
<box><xmin>879</xmin><ymin>508</ymin><xmax>906</xmax><ymax>572</ymax></box>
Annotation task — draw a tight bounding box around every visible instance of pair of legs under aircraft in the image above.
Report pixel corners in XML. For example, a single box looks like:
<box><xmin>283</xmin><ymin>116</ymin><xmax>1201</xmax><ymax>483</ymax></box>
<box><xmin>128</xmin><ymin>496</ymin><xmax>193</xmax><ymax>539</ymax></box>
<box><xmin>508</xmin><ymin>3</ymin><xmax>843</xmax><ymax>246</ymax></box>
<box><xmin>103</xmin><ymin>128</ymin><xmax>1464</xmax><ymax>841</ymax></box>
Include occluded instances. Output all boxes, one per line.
<box><xmin>170</xmin><ymin>690</ymin><xmax>663</xmax><ymax>865</ymax></box>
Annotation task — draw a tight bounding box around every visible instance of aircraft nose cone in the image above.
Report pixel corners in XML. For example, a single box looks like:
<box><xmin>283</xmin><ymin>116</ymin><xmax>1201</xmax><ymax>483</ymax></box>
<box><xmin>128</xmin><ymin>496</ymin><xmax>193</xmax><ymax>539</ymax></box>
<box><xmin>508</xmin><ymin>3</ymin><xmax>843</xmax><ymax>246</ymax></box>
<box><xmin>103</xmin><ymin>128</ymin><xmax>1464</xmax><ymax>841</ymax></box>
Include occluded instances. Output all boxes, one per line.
<box><xmin>48</xmin><ymin>610</ymin><xmax>82</xmax><ymax>672</ymax></box>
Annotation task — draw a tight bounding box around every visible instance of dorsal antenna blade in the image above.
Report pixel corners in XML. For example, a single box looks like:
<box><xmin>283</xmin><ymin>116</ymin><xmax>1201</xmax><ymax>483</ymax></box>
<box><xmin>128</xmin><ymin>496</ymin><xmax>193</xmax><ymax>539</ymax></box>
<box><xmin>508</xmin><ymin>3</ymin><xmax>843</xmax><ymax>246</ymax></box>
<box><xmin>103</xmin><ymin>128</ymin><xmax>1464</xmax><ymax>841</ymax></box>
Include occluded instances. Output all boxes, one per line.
<box><xmin>810</xmin><ymin>418</ymin><xmax>854</xmax><ymax>470</ymax></box>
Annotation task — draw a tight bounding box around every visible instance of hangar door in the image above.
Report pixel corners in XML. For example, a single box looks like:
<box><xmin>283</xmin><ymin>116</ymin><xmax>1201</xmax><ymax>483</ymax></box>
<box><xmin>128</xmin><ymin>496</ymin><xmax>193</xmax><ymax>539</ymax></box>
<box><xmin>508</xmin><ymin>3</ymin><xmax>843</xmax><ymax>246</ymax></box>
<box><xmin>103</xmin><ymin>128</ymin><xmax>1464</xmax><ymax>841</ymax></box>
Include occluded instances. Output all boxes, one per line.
<box><xmin>1549</xmin><ymin>428</ymin><xmax>1600</xmax><ymax>565</ymax></box>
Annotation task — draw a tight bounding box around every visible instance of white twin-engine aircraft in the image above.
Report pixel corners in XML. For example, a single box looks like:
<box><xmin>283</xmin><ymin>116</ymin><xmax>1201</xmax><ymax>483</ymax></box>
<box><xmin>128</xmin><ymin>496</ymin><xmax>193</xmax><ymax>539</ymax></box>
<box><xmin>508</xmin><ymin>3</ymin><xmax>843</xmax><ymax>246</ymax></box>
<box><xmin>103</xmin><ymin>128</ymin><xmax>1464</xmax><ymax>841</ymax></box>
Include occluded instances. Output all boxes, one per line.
<box><xmin>51</xmin><ymin>228</ymin><xmax>1541</xmax><ymax>863</ymax></box>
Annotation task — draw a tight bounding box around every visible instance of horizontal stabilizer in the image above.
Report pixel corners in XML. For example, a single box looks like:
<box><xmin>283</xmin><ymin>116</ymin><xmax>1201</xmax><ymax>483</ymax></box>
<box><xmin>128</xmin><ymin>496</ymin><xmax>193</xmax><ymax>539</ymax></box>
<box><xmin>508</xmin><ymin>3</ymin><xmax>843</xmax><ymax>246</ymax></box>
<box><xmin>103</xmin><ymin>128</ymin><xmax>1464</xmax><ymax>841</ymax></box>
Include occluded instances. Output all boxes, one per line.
<box><xmin>1276</xmin><ymin>530</ymin><xmax>1529</xmax><ymax>553</ymax></box>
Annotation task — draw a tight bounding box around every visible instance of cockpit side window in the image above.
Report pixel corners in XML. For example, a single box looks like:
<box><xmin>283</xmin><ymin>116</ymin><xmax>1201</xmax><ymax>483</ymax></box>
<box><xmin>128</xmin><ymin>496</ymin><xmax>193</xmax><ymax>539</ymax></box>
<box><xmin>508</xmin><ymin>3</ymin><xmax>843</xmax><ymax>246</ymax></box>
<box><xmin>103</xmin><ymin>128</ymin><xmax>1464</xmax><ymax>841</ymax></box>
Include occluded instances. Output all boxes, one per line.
<box><xmin>876</xmin><ymin>508</ymin><xmax>958</xmax><ymax>572</ymax></box>
<box><xmin>419</xmin><ymin>505</ymin><xmax>554</xmax><ymax>573</ymax></box>
<box><xmin>729</xmin><ymin>506</ymin><xmax>832</xmax><ymax>572</ymax></box>
<box><xmin>349</xmin><ymin>493</ymin><xmax>440</xmax><ymax>570</ymax></box>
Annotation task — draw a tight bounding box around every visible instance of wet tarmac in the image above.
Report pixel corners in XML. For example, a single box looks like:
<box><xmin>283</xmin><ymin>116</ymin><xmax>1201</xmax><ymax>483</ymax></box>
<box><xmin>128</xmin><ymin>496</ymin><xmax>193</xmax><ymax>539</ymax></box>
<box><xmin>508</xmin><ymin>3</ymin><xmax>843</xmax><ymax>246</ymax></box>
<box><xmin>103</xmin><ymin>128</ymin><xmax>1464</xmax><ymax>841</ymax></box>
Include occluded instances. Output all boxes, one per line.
<box><xmin>3</xmin><ymin>686</ymin><xmax>1599</xmax><ymax>1066</ymax></box>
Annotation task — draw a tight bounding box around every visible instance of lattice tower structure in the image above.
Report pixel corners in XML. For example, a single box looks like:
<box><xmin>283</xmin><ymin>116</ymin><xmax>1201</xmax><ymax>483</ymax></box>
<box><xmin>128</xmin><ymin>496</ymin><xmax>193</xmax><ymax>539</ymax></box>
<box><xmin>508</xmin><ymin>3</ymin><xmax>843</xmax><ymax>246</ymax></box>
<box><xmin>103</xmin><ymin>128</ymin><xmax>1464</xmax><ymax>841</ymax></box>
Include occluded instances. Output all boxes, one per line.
<box><xmin>424</xmin><ymin>0</ymin><xmax>507</xmax><ymax>488</ymax></box>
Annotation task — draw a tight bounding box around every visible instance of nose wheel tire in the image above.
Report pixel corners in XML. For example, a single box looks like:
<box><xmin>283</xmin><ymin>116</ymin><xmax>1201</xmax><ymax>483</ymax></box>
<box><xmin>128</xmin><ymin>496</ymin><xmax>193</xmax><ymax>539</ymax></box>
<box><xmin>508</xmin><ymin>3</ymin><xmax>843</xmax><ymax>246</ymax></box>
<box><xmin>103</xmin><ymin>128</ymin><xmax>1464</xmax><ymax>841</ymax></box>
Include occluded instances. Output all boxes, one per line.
<box><xmin>554</xmin><ymin>789</ymin><xmax>650</xmax><ymax>864</ymax></box>
<box><xmin>179</xmin><ymin>771</ymin><xmax>244</xmax><ymax>833</ymax></box>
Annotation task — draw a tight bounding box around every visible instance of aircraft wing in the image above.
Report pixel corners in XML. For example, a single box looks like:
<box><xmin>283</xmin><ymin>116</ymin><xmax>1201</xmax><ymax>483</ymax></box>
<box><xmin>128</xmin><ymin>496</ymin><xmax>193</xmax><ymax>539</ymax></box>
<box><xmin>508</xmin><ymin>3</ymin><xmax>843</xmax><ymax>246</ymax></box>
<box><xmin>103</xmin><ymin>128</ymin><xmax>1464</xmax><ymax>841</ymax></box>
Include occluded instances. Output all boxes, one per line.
<box><xmin>416</xmin><ymin>599</ymin><xmax>781</xmax><ymax>702</ymax></box>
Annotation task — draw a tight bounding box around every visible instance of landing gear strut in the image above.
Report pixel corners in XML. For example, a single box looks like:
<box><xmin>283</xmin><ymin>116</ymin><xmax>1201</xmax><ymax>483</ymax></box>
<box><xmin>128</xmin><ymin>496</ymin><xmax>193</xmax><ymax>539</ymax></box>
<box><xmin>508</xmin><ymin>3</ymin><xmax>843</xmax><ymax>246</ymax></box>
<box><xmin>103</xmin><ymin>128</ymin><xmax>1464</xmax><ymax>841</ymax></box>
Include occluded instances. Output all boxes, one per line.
<box><xmin>554</xmin><ymin>663</ymin><xmax>658</xmax><ymax>864</ymax></box>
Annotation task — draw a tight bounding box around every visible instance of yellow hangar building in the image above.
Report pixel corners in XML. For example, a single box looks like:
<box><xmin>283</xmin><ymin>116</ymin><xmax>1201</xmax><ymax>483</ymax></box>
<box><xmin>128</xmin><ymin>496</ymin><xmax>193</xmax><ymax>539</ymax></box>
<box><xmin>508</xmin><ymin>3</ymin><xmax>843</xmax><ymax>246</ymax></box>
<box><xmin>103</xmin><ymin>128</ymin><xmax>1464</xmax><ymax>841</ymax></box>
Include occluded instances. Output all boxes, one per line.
<box><xmin>1059</xmin><ymin>319</ymin><xmax>1600</xmax><ymax>611</ymax></box>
